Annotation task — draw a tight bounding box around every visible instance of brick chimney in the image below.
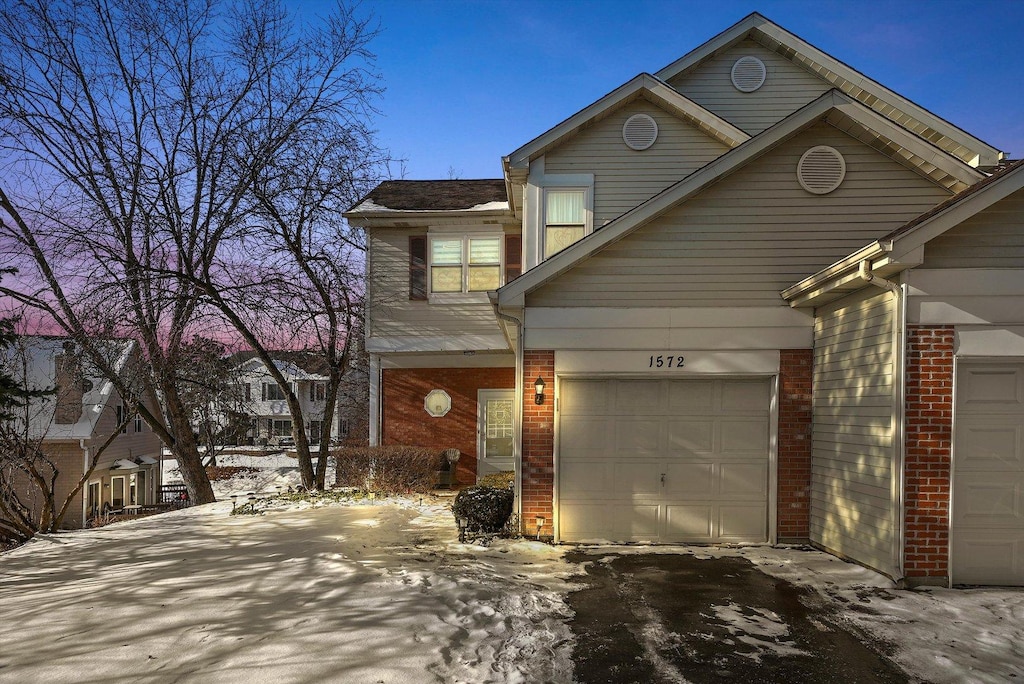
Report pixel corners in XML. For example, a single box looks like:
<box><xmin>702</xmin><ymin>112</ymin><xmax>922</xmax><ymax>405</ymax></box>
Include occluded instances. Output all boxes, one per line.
<box><xmin>53</xmin><ymin>343</ymin><xmax>84</xmax><ymax>424</ymax></box>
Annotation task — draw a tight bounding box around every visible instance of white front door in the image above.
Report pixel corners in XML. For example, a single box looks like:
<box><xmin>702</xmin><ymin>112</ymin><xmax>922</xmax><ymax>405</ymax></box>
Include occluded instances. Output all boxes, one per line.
<box><xmin>478</xmin><ymin>389</ymin><xmax>515</xmax><ymax>480</ymax></box>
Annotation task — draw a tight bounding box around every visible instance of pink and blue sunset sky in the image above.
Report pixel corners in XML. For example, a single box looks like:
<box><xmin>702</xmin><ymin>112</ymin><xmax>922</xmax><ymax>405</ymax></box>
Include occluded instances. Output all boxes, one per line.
<box><xmin>291</xmin><ymin>0</ymin><xmax>1024</xmax><ymax>180</ymax></box>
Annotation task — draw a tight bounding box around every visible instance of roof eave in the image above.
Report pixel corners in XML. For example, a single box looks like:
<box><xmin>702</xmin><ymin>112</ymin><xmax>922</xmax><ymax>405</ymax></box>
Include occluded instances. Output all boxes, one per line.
<box><xmin>504</xmin><ymin>73</ymin><xmax>750</xmax><ymax>170</ymax></box>
<box><xmin>656</xmin><ymin>13</ymin><xmax>1004</xmax><ymax>168</ymax></box>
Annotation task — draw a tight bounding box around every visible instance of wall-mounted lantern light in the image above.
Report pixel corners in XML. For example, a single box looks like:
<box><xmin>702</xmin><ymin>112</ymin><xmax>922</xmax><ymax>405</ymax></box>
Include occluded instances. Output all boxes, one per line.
<box><xmin>534</xmin><ymin>376</ymin><xmax>546</xmax><ymax>405</ymax></box>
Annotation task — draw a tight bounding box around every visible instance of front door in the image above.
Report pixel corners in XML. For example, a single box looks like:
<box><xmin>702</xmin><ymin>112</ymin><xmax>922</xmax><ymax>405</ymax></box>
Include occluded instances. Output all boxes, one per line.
<box><xmin>478</xmin><ymin>389</ymin><xmax>515</xmax><ymax>480</ymax></box>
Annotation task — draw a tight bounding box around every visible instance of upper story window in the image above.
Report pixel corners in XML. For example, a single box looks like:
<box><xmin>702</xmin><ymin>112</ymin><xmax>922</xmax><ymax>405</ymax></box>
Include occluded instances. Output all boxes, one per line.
<box><xmin>429</xmin><ymin>235</ymin><xmax>502</xmax><ymax>294</ymax></box>
<box><xmin>544</xmin><ymin>190</ymin><xmax>586</xmax><ymax>259</ymax></box>
<box><xmin>409</xmin><ymin>233</ymin><xmax>520</xmax><ymax>301</ymax></box>
<box><xmin>263</xmin><ymin>383</ymin><xmax>287</xmax><ymax>401</ymax></box>
<box><xmin>309</xmin><ymin>382</ymin><xmax>326</xmax><ymax>402</ymax></box>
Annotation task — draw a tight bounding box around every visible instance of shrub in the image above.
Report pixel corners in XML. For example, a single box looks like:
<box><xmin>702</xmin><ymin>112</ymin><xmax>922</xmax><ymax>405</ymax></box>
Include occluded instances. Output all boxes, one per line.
<box><xmin>205</xmin><ymin>465</ymin><xmax>259</xmax><ymax>481</ymax></box>
<box><xmin>335</xmin><ymin>446</ymin><xmax>443</xmax><ymax>494</ymax></box>
<box><xmin>477</xmin><ymin>471</ymin><xmax>514</xmax><ymax>489</ymax></box>
<box><xmin>452</xmin><ymin>485</ymin><xmax>514</xmax><ymax>535</ymax></box>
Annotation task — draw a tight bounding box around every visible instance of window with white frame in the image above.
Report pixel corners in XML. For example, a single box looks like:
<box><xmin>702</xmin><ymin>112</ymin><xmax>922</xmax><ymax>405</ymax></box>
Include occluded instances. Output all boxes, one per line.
<box><xmin>429</xmin><ymin>235</ymin><xmax>502</xmax><ymax>294</ymax></box>
<box><xmin>134</xmin><ymin>414</ymin><xmax>143</xmax><ymax>433</ymax></box>
<box><xmin>544</xmin><ymin>189</ymin><xmax>586</xmax><ymax>258</ymax></box>
<box><xmin>263</xmin><ymin>383</ymin><xmax>287</xmax><ymax>401</ymax></box>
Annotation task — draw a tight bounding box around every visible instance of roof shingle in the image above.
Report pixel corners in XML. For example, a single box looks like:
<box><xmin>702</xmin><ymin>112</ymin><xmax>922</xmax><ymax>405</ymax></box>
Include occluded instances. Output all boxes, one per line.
<box><xmin>348</xmin><ymin>179</ymin><xmax>508</xmax><ymax>212</ymax></box>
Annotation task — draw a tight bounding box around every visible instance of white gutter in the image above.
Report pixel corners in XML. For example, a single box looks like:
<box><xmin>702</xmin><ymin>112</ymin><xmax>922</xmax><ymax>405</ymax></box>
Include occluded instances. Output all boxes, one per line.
<box><xmin>368</xmin><ymin>353</ymin><xmax>382</xmax><ymax>446</ymax></box>
<box><xmin>80</xmin><ymin>439</ymin><xmax>90</xmax><ymax>528</ymax></box>
<box><xmin>859</xmin><ymin>259</ymin><xmax>907</xmax><ymax>584</ymax></box>
<box><xmin>494</xmin><ymin>310</ymin><xmax>525</xmax><ymax>531</ymax></box>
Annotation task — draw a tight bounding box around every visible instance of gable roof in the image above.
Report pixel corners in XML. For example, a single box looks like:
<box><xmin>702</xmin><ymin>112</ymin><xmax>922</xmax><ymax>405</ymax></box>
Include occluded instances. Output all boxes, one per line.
<box><xmin>235</xmin><ymin>356</ymin><xmax>328</xmax><ymax>382</ymax></box>
<box><xmin>496</xmin><ymin>90</ymin><xmax>985</xmax><ymax>307</ymax></box>
<box><xmin>3</xmin><ymin>336</ymin><xmax>134</xmax><ymax>441</ymax></box>
<box><xmin>656</xmin><ymin>12</ymin><xmax>1004</xmax><ymax>168</ymax></box>
<box><xmin>345</xmin><ymin>179</ymin><xmax>509</xmax><ymax>215</ymax></box>
<box><xmin>782</xmin><ymin>159</ymin><xmax>1024</xmax><ymax>307</ymax></box>
<box><xmin>503</xmin><ymin>73</ymin><xmax>750</xmax><ymax>180</ymax></box>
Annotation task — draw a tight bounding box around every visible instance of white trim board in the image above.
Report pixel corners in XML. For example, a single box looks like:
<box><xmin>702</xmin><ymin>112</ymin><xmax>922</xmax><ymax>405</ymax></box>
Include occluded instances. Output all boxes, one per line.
<box><xmin>554</xmin><ymin>350</ymin><xmax>780</xmax><ymax>375</ymax></box>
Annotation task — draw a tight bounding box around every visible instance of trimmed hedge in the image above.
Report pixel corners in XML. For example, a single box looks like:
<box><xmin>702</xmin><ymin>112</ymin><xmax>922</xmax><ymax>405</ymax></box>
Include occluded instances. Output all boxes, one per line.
<box><xmin>477</xmin><ymin>471</ymin><xmax>514</xmax><ymax>489</ymax></box>
<box><xmin>334</xmin><ymin>446</ymin><xmax>444</xmax><ymax>494</ymax></box>
<box><xmin>452</xmin><ymin>485</ymin><xmax>514</xmax><ymax>535</ymax></box>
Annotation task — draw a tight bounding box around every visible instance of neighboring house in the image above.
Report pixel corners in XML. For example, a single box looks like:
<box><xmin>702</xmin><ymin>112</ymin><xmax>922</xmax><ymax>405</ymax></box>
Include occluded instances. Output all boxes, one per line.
<box><xmin>232</xmin><ymin>357</ymin><xmax>346</xmax><ymax>446</ymax></box>
<box><xmin>345</xmin><ymin>13</ymin><xmax>1024</xmax><ymax>588</ymax></box>
<box><xmin>0</xmin><ymin>337</ymin><xmax>163</xmax><ymax>530</ymax></box>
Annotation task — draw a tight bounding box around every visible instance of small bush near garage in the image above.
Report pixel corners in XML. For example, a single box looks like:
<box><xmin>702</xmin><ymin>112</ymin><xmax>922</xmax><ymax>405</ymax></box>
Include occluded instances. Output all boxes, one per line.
<box><xmin>452</xmin><ymin>485</ymin><xmax>514</xmax><ymax>536</ymax></box>
<box><xmin>335</xmin><ymin>446</ymin><xmax>441</xmax><ymax>494</ymax></box>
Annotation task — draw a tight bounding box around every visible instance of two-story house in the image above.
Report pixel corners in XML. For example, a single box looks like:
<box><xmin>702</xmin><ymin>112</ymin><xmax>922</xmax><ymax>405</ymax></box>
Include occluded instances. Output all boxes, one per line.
<box><xmin>233</xmin><ymin>357</ymin><xmax>345</xmax><ymax>446</ymax></box>
<box><xmin>1</xmin><ymin>337</ymin><xmax>163</xmax><ymax>533</ymax></box>
<box><xmin>345</xmin><ymin>14</ymin><xmax>1024</xmax><ymax>588</ymax></box>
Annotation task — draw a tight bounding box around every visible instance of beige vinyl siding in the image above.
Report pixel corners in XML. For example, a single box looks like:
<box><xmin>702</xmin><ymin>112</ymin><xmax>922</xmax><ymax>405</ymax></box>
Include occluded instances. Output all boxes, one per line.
<box><xmin>545</xmin><ymin>100</ymin><xmax>729</xmax><ymax>225</ymax></box>
<box><xmin>811</xmin><ymin>288</ymin><xmax>896</xmax><ymax>576</ymax></box>
<box><xmin>368</xmin><ymin>228</ymin><xmax>512</xmax><ymax>344</ymax></box>
<box><xmin>668</xmin><ymin>39</ymin><xmax>831</xmax><ymax>135</ymax></box>
<box><xmin>924</xmin><ymin>187</ymin><xmax>1024</xmax><ymax>268</ymax></box>
<box><xmin>528</xmin><ymin>123</ymin><xmax>952</xmax><ymax>308</ymax></box>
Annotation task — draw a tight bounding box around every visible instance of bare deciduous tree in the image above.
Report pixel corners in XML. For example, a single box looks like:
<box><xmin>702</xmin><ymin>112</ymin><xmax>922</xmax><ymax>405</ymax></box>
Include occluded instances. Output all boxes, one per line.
<box><xmin>0</xmin><ymin>0</ymin><xmax>389</xmax><ymax>500</ymax></box>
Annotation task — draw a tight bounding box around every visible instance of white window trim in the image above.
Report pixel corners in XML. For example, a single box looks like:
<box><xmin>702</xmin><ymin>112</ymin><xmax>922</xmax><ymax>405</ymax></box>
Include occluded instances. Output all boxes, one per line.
<box><xmin>542</xmin><ymin>186</ymin><xmax>593</xmax><ymax>260</ymax></box>
<box><xmin>523</xmin><ymin>162</ymin><xmax>594</xmax><ymax>269</ymax></box>
<box><xmin>426</xmin><ymin>231</ymin><xmax>505</xmax><ymax>303</ymax></box>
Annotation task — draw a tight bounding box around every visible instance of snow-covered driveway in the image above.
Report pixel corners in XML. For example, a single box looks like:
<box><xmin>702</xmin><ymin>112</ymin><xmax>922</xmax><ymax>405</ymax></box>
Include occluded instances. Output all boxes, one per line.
<box><xmin>0</xmin><ymin>500</ymin><xmax>576</xmax><ymax>684</ymax></box>
<box><xmin>4</xmin><ymin>496</ymin><xmax>1024</xmax><ymax>683</ymax></box>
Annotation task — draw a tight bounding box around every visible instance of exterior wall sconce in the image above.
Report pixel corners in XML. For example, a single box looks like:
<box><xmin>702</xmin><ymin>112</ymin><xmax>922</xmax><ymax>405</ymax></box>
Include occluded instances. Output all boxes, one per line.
<box><xmin>534</xmin><ymin>376</ymin><xmax>546</xmax><ymax>405</ymax></box>
<box><xmin>535</xmin><ymin>515</ymin><xmax>546</xmax><ymax>540</ymax></box>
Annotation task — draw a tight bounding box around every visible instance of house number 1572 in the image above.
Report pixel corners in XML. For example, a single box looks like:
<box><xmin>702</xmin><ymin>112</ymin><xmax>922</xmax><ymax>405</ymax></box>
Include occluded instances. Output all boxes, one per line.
<box><xmin>649</xmin><ymin>355</ymin><xmax>685</xmax><ymax>368</ymax></box>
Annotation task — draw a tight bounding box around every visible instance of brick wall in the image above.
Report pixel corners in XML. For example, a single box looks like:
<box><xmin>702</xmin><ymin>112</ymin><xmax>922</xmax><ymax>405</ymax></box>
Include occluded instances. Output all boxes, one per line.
<box><xmin>778</xmin><ymin>349</ymin><xmax>813</xmax><ymax>541</ymax></box>
<box><xmin>521</xmin><ymin>351</ymin><xmax>555</xmax><ymax>537</ymax></box>
<box><xmin>381</xmin><ymin>367</ymin><xmax>514</xmax><ymax>484</ymax></box>
<box><xmin>904</xmin><ymin>326</ymin><xmax>954</xmax><ymax>584</ymax></box>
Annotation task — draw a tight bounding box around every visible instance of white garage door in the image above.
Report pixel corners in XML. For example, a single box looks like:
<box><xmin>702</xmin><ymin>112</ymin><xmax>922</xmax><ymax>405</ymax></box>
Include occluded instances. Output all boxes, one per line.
<box><xmin>952</xmin><ymin>362</ymin><xmax>1024</xmax><ymax>585</ymax></box>
<box><xmin>558</xmin><ymin>377</ymin><xmax>770</xmax><ymax>543</ymax></box>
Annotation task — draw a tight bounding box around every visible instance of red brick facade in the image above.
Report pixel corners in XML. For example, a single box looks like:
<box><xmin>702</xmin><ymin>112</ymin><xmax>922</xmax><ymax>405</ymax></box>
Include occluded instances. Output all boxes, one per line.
<box><xmin>903</xmin><ymin>326</ymin><xmax>955</xmax><ymax>583</ymax></box>
<box><xmin>381</xmin><ymin>367</ymin><xmax>514</xmax><ymax>484</ymax></box>
<box><xmin>778</xmin><ymin>349</ymin><xmax>813</xmax><ymax>541</ymax></box>
<box><xmin>520</xmin><ymin>351</ymin><xmax>555</xmax><ymax>537</ymax></box>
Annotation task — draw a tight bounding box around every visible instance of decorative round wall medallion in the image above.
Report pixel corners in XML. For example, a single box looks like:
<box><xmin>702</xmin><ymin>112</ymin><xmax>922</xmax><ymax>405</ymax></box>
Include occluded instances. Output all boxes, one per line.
<box><xmin>424</xmin><ymin>389</ymin><xmax>452</xmax><ymax>417</ymax></box>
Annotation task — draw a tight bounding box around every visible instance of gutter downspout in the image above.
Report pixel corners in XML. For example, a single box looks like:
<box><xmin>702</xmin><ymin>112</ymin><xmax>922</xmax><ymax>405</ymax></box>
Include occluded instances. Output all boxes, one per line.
<box><xmin>80</xmin><ymin>439</ymin><xmax>90</xmax><ymax>529</ymax></box>
<box><xmin>495</xmin><ymin>310</ymin><xmax>525</xmax><ymax>530</ymax></box>
<box><xmin>859</xmin><ymin>259</ymin><xmax>907</xmax><ymax>585</ymax></box>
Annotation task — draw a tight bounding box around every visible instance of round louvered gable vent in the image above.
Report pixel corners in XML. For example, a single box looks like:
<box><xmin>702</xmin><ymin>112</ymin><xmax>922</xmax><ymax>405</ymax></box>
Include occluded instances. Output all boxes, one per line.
<box><xmin>622</xmin><ymin>113</ymin><xmax>658</xmax><ymax>151</ymax></box>
<box><xmin>731</xmin><ymin>56</ymin><xmax>767</xmax><ymax>92</ymax></box>
<box><xmin>797</xmin><ymin>146</ymin><xmax>846</xmax><ymax>194</ymax></box>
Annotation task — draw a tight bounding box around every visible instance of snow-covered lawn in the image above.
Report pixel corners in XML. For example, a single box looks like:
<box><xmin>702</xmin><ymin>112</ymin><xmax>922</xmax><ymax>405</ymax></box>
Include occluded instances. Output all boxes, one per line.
<box><xmin>2</xmin><ymin>457</ymin><xmax>1023</xmax><ymax>683</ymax></box>
<box><xmin>0</xmin><ymin>498</ymin><xmax>576</xmax><ymax>683</ymax></box>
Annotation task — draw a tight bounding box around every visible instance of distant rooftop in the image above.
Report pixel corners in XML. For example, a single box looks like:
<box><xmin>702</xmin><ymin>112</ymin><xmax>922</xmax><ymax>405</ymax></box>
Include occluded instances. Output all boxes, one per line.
<box><xmin>348</xmin><ymin>179</ymin><xmax>509</xmax><ymax>213</ymax></box>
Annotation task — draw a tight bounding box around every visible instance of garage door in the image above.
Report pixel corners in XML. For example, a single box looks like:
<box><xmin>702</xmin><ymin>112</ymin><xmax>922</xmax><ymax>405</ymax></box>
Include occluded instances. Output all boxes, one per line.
<box><xmin>952</xmin><ymin>362</ymin><xmax>1024</xmax><ymax>585</ymax></box>
<box><xmin>558</xmin><ymin>377</ymin><xmax>770</xmax><ymax>543</ymax></box>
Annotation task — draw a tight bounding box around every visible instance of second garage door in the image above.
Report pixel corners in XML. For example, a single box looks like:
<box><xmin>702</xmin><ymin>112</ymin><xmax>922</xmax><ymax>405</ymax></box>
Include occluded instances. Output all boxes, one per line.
<box><xmin>952</xmin><ymin>362</ymin><xmax>1024</xmax><ymax>585</ymax></box>
<box><xmin>558</xmin><ymin>377</ymin><xmax>770</xmax><ymax>543</ymax></box>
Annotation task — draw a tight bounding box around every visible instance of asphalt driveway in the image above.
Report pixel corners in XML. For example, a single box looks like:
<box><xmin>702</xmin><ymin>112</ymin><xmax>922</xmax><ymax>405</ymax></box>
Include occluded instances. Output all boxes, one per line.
<box><xmin>566</xmin><ymin>551</ymin><xmax>909</xmax><ymax>684</ymax></box>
